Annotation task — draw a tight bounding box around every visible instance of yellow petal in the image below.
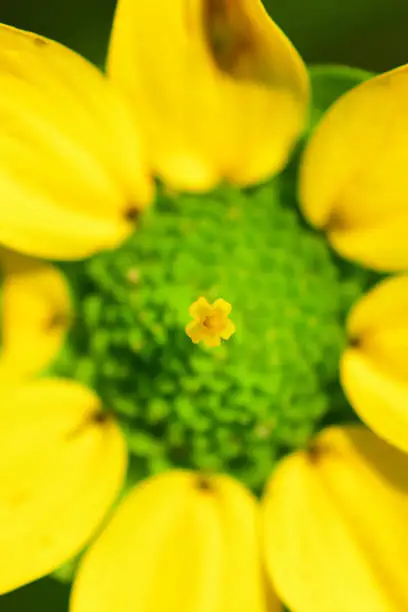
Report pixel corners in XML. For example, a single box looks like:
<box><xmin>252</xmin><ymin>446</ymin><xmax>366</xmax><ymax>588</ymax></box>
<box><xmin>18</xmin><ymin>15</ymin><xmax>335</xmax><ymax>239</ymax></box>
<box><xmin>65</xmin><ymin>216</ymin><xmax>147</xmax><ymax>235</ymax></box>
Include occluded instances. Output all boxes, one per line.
<box><xmin>340</xmin><ymin>275</ymin><xmax>408</xmax><ymax>451</ymax></box>
<box><xmin>0</xmin><ymin>248</ymin><xmax>72</xmax><ymax>382</ymax></box>
<box><xmin>0</xmin><ymin>378</ymin><xmax>127</xmax><ymax>594</ymax></box>
<box><xmin>108</xmin><ymin>0</ymin><xmax>309</xmax><ymax>191</ymax></box>
<box><xmin>71</xmin><ymin>471</ymin><xmax>276</xmax><ymax>612</ymax></box>
<box><xmin>220</xmin><ymin>319</ymin><xmax>236</xmax><ymax>340</ymax></box>
<box><xmin>263</xmin><ymin>425</ymin><xmax>408</xmax><ymax>612</ymax></box>
<box><xmin>213</xmin><ymin>298</ymin><xmax>232</xmax><ymax>316</ymax></box>
<box><xmin>202</xmin><ymin>333</ymin><xmax>222</xmax><ymax>348</ymax></box>
<box><xmin>189</xmin><ymin>296</ymin><xmax>212</xmax><ymax>319</ymax></box>
<box><xmin>299</xmin><ymin>65</ymin><xmax>408</xmax><ymax>271</ymax></box>
<box><xmin>341</xmin><ymin>349</ymin><xmax>408</xmax><ymax>453</ymax></box>
<box><xmin>347</xmin><ymin>274</ymin><xmax>408</xmax><ymax>336</ymax></box>
<box><xmin>0</xmin><ymin>24</ymin><xmax>152</xmax><ymax>260</ymax></box>
<box><xmin>185</xmin><ymin>320</ymin><xmax>203</xmax><ymax>344</ymax></box>
<box><xmin>329</xmin><ymin>217</ymin><xmax>408</xmax><ymax>272</ymax></box>
<box><xmin>347</xmin><ymin>274</ymin><xmax>408</xmax><ymax>379</ymax></box>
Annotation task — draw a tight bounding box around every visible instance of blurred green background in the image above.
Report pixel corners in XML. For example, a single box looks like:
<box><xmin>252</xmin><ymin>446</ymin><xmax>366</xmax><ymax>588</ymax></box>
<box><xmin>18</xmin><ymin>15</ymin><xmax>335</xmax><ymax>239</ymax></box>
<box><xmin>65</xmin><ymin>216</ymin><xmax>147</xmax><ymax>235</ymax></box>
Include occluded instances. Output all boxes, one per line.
<box><xmin>1</xmin><ymin>0</ymin><xmax>408</xmax><ymax>70</ymax></box>
<box><xmin>0</xmin><ymin>0</ymin><xmax>406</xmax><ymax>610</ymax></box>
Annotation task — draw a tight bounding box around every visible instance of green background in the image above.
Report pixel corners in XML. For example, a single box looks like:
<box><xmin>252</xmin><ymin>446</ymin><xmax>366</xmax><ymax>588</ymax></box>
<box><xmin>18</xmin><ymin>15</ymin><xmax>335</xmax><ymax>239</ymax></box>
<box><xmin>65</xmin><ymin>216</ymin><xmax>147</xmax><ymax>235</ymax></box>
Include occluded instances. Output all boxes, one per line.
<box><xmin>0</xmin><ymin>0</ymin><xmax>404</xmax><ymax>610</ymax></box>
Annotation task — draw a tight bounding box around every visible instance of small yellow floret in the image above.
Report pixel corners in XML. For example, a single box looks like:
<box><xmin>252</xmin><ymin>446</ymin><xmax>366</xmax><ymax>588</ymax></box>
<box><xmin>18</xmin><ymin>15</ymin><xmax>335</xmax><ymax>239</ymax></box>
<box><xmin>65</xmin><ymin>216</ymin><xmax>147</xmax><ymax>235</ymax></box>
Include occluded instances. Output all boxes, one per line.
<box><xmin>185</xmin><ymin>297</ymin><xmax>235</xmax><ymax>347</ymax></box>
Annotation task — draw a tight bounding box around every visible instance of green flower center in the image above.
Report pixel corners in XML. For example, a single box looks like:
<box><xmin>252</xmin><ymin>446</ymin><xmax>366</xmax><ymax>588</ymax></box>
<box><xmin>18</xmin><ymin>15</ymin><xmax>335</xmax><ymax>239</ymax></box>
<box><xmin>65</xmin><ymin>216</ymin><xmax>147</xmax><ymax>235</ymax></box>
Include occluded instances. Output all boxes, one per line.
<box><xmin>54</xmin><ymin>156</ymin><xmax>377</xmax><ymax>494</ymax></box>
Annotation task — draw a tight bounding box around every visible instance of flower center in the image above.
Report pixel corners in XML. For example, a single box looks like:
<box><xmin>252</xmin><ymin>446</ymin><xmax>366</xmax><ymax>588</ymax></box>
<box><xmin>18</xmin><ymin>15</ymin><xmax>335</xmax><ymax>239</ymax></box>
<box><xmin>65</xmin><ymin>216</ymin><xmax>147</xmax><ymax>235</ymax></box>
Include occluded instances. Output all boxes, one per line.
<box><xmin>202</xmin><ymin>314</ymin><xmax>220</xmax><ymax>331</ymax></box>
<box><xmin>54</xmin><ymin>162</ymin><xmax>377</xmax><ymax>494</ymax></box>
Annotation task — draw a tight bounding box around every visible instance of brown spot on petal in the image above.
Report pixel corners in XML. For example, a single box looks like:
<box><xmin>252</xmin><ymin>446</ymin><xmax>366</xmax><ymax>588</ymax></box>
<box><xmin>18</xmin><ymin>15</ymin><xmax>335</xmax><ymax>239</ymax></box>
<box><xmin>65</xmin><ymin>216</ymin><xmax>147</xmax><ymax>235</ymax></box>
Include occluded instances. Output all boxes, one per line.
<box><xmin>91</xmin><ymin>411</ymin><xmax>114</xmax><ymax>425</ymax></box>
<box><xmin>65</xmin><ymin>408</ymin><xmax>114</xmax><ymax>440</ymax></box>
<box><xmin>195</xmin><ymin>474</ymin><xmax>213</xmax><ymax>492</ymax></box>
<box><xmin>307</xmin><ymin>440</ymin><xmax>333</xmax><ymax>464</ymax></box>
<box><xmin>33</xmin><ymin>36</ymin><xmax>47</xmax><ymax>47</ymax></box>
<box><xmin>349</xmin><ymin>335</ymin><xmax>361</xmax><ymax>349</ymax></box>
<box><xmin>202</xmin><ymin>0</ymin><xmax>256</xmax><ymax>77</ymax></box>
<box><xmin>46</xmin><ymin>311</ymin><xmax>70</xmax><ymax>332</ymax></box>
<box><xmin>124</xmin><ymin>206</ymin><xmax>141</xmax><ymax>223</ymax></box>
<box><xmin>321</xmin><ymin>205</ymin><xmax>350</xmax><ymax>234</ymax></box>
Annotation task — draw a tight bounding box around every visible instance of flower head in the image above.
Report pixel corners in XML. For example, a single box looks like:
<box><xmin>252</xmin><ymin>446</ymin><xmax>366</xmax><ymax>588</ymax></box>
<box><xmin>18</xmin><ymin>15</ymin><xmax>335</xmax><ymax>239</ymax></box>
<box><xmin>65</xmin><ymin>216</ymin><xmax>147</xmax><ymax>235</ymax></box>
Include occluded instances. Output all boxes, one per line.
<box><xmin>1</xmin><ymin>2</ymin><xmax>408</xmax><ymax>611</ymax></box>
<box><xmin>186</xmin><ymin>296</ymin><xmax>235</xmax><ymax>347</ymax></box>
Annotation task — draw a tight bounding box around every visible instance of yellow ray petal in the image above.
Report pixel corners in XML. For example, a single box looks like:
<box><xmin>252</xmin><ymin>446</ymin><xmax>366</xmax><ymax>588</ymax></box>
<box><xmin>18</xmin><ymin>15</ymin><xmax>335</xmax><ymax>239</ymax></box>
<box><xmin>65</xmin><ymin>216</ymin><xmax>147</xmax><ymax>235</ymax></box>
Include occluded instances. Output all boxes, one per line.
<box><xmin>347</xmin><ymin>274</ymin><xmax>408</xmax><ymax>335</ymax></box>
<box><xmin>71</xmin><ymin>471</ymin><xmax>276</xmax><ymax>612</ymax></box>
<box><xmin>299</xmin><ymin>65</ymin><xmax>408</xmax><ymax>271</ymax></box>
<box><xmin>341</xmin><ymin>349</ymin><xmax>408</xmax><ymax>453</ymax></box>
<box><xmin>0</xmin><ymin>248</ymin><xmax>72</xmax><ymax>382</ymax></box>
<box><xmin>0</xmin><ymin>24</ymin><xmax>152</xmax><ymax>260</ymax></box>
<box><xmin>0</xmin><ymin>378</ymin><xmax>127</xmax><ymax>594</ymax></box>
<box><xmin>107</xmin><ymin>0</ymin><xmax>309</xmax><ymax>191</ymax></box>
<box><xmin>340</xmin><ymin>275</ymin><xmax>408</xmax><ymax>451</ymax></box>
<box><xmin>329</xmin><ymin>215</ymin><xmax>408</xmax><ymax>272</ymax></box>
<box><xmin>347</xmin><ymin>274</ymin><xmax>408</xmax><ymax>380</ymax></box>
<box><xmin>263</xmin><ymin>425</ymin><xmax>408</xmax><ymax>612</ymax></box>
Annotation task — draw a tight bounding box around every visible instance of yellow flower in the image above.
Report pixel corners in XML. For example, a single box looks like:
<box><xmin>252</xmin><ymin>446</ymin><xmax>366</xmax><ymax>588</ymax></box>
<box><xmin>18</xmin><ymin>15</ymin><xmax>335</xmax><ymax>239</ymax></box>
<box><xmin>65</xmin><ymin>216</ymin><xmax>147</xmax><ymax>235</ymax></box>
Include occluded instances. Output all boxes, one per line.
<box><xmin>107</xmin><ymin>0</ymin><xmax>309</xmax><ymax>191</ymax></box>
<box><xmin>0</xmin><ymin>24</ymin><xmax>153</xmax><ymax>260</ymax></box>
<box><xmin>1</xmin><ymin>4</ymin><xmax>407</xmax><ymax>611</ymax></box>
<box><xmin>186</xmin><ymin>296</ymin><xmax>236</xmax><ymax>347</ymax></box>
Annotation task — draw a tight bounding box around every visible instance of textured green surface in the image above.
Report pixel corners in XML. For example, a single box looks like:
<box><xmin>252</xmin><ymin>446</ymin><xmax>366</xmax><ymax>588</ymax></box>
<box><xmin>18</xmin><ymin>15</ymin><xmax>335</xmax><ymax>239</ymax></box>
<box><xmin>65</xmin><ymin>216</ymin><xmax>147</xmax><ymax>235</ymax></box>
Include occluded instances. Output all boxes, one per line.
<box><xmin>54</xmin><ymin>168</ymin><xmax>376</xmax><ymax>495</ymax></box>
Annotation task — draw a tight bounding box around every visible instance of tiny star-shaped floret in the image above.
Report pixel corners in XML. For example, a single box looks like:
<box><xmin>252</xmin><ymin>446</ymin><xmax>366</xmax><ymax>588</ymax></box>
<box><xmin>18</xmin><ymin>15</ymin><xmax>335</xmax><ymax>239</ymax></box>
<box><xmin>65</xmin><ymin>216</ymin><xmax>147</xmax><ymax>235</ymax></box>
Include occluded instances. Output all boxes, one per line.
<box><xmin>185</xmin><ymin>297</ymin><xmax>236</xmax><ymax>347</ymax></box>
